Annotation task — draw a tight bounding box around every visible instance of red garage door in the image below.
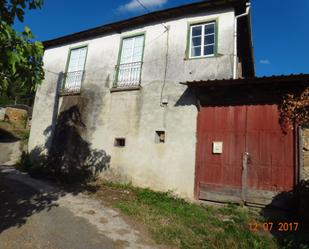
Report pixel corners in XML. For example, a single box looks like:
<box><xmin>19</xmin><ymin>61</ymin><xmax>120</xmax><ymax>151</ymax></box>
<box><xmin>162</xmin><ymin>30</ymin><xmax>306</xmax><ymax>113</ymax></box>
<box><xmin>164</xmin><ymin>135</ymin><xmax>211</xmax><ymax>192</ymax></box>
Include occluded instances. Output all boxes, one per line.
<box><xmin>195</xmin><ymin>104</ymin><xmax>294</xmax><ymax>205</ymax></box>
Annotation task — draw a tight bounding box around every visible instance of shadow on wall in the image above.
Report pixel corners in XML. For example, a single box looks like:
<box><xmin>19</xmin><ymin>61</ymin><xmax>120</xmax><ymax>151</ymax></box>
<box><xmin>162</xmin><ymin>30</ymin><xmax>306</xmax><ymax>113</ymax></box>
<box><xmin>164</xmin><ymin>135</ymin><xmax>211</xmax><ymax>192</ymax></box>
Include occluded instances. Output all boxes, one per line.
<box><xmin>27</xmin><ymin>93</ymin><xmax>110</xmax><ymax>183</ymax></box>
<box><xmin>261</xmin><ymin>180</ymin><xmax>309</xmax><ymax>248</ymax></box>
<box><xmin>174</xmin><ymin>88</ymin><xmax>198</xmax><ymax>107</ymax></box>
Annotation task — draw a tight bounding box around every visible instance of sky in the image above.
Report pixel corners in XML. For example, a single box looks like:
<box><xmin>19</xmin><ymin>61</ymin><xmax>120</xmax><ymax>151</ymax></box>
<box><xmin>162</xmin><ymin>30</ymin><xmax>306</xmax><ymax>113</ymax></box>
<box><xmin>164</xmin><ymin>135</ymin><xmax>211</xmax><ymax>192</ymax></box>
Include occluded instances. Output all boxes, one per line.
<box><xmin>14</xmin><ymin>0</ymin><xmax>309</xmax><ymax>77</ymax></box>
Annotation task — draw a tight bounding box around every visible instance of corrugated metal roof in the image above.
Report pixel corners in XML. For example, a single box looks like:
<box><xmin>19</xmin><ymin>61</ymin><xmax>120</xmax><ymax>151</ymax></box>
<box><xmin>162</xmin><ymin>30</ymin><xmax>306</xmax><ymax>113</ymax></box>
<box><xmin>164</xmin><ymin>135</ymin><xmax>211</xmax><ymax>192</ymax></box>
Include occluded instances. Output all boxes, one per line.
<box><xmin>43</xmin><ymin>0</ymin><xmax>247</xmax><ymax>48</ymax></box>
<box><xmin>181</xmin><ymin>74</ymin><xmax>309</xmax><ymax>87</ymax></box>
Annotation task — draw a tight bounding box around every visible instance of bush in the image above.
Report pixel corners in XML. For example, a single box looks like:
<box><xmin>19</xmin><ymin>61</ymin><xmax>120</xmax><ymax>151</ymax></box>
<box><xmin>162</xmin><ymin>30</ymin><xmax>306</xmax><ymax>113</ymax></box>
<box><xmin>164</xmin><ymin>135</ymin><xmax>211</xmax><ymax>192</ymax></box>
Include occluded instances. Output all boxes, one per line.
<box><xmin>16</xmin><ymin>151</ymin><xmax>32</xmax><ymax>171</ymax></box>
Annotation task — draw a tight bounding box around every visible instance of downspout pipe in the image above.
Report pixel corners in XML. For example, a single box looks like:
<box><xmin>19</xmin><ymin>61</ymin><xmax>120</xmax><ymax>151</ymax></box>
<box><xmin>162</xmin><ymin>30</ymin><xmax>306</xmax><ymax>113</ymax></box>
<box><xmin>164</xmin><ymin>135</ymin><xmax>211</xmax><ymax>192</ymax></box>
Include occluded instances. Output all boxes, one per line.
<box><xmin>233</xmin><ymin>2</ymin><xmax>251</xmax><ymax>79</ymax></box>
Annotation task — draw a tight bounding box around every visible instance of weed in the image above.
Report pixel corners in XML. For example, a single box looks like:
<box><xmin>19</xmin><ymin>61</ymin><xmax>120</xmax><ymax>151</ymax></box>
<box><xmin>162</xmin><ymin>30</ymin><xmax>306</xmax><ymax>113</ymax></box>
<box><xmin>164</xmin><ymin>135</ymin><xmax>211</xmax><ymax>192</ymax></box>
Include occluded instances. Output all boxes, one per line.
<box><xmin>16</xmin><ymin>152</ymin><xmax>32</xmax><ymax>171</ymax></box>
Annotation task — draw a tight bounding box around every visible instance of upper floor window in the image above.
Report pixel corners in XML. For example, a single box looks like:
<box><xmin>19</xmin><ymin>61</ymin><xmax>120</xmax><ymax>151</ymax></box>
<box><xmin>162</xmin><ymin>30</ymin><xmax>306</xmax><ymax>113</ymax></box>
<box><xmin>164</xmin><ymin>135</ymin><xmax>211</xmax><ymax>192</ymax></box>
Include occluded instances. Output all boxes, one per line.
<box><xmin>115</xmin><ymin>35</ymin><xmax>145</xmax><ymax>88</ymax></box>
<box><xmin>189</xmin><ymin>22</ymin><xmax>216</xmax><ymax>58</ymax></box>
<box><xmin>63</xmin><ymin>46</ymin><xmax>88</xmax><ymax>94</ymax></box>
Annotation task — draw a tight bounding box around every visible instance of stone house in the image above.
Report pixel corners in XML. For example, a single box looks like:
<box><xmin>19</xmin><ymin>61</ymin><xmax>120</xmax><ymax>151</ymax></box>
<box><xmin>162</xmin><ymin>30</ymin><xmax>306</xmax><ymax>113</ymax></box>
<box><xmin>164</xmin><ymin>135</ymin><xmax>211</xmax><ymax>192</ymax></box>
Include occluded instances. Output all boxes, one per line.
<box><xmin>29</xmin><ymin>0</ymin><xmax>308</xmax><ymax>203</ymax></box>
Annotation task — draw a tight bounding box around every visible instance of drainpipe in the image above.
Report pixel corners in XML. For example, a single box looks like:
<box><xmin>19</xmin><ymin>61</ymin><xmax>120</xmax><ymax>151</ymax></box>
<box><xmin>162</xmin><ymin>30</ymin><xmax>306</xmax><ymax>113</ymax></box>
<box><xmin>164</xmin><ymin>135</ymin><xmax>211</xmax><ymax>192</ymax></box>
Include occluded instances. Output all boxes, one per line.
<box><xmin>233</xmin><ymin>2</ymin><xmax>251</xmax><ymax>79</ymax></box>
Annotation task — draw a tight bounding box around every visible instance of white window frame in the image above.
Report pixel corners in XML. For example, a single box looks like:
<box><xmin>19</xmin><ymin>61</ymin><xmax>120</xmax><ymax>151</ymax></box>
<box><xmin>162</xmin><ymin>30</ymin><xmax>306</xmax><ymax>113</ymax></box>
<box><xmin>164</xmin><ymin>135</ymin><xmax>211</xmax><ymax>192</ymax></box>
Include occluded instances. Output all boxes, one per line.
<box><xmin>116</xmin><ymin>34</ymin><xmax>145</xmax><ymax>87</ymax></box>
<box><xmin>189</xmin><ymin>22</ymin><xmax>216</xmax><ymax>59</ymax></box>
<box><xmin>63</xmin><ymin>46</ymin><xmax>88</xmax><ymax>93</ymax></box>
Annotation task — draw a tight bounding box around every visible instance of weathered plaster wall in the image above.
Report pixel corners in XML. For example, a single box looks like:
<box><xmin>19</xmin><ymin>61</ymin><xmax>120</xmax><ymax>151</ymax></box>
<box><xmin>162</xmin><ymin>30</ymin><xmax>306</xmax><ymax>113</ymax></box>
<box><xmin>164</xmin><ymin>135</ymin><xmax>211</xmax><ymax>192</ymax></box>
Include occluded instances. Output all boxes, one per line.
<box><xmin>302</xmin><ymin>127</ymin><xmax>309</xmax><ymax>180</ymax></box>
<box><xmin>29</xmin><ymin>8</ymin><xmax>235</xmax><ymax>199</ymax></box>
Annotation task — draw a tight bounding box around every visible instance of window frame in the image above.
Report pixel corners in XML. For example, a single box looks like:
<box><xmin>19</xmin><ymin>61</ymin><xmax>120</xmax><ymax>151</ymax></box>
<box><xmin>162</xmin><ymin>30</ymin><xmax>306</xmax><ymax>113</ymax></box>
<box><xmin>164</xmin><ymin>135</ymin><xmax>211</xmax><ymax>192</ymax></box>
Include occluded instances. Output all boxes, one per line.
<box><xmin>63</xmin><ymin>44</ymin><xmax>88</xmax><ymax>94</ymax></box>
<box><xmin>187</xmin><ymin>20</ymin><xmax>218</xmax><ymax>59</ymax></box>
<box><xmin>114</xmin><ymin>32</ymin><xmax>146</xmax><ymax>88</ymax></box>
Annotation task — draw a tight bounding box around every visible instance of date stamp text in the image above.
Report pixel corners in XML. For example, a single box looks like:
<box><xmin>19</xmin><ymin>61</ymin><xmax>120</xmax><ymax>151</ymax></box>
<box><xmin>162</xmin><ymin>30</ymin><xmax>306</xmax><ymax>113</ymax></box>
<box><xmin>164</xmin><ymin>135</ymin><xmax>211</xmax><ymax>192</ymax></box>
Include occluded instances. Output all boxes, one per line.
<box><xmin>248</xmin><ymin>222</ymin><xmax>299</xmax><ymax>232</ymax></box>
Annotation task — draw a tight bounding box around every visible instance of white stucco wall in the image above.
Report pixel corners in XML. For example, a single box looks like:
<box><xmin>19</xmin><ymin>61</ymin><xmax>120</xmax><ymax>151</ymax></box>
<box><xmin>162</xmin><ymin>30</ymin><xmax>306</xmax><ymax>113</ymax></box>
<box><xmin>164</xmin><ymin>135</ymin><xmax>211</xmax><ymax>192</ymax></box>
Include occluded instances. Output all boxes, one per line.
<box><xmin>29</xmin><ymin>8</ymin><xmax>235</xmax><ymax>199</ymax></box>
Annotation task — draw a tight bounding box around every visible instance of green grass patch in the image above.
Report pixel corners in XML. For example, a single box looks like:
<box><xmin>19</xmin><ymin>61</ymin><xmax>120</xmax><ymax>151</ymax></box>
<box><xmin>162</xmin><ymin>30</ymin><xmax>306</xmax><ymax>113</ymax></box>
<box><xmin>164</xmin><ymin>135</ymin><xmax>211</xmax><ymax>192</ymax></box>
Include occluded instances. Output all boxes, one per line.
<box><xmin>95</xmin><ymin>181</ymin><xmax>278</xmax><ymax>249</ymax></box>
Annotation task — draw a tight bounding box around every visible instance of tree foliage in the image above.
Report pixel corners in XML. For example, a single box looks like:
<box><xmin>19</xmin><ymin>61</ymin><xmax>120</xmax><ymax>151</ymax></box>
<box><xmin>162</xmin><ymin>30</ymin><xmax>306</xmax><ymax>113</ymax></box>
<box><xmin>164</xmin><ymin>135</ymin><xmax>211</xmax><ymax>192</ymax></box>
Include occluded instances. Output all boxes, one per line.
<box><xmin>279</xmin><ymin>87</ymin><xmax>309</xmax><ymax>129</ymax></box>
<box><xmin>0</xmin><ymin>0</ymin><xmax>44</xmax><ymax>96</ymax></box>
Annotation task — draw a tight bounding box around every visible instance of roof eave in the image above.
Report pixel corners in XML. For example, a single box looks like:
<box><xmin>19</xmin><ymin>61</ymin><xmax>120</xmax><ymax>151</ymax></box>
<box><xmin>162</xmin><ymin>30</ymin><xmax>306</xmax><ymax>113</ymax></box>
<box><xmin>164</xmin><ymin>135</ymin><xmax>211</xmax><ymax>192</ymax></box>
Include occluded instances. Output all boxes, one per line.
<box><xmin>43</xmin><ymin>0</ymin><xmax>246</xmax><ymax>49</ymax></box>
<box><xmin>181</xmin><ymin>74</ymin><xmax>309</xmax><ymax>87</ymax></box>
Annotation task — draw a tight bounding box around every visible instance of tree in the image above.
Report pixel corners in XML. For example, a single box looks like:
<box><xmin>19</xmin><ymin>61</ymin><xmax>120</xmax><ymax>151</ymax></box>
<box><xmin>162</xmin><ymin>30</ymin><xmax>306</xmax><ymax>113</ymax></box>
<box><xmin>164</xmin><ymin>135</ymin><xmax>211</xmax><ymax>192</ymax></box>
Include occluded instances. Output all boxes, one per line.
<box><xmin>279</xmin><ymin>87</ymin><xmax>309</xmax><ymax>129</ymax></box>
<box><xmin>0</xmin><ymin>0</ymin><xmax>44</xmax><ymax>99</ymax></box>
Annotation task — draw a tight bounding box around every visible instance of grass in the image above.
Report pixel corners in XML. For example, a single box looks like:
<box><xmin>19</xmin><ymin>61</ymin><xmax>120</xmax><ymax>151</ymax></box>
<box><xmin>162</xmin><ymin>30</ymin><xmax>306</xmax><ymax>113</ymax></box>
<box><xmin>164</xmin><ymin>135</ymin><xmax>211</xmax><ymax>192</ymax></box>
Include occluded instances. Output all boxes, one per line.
<box><xmin>89</xmin><ymin>180</ymin><xmax>280</xmax><ymax>249</ymax></box>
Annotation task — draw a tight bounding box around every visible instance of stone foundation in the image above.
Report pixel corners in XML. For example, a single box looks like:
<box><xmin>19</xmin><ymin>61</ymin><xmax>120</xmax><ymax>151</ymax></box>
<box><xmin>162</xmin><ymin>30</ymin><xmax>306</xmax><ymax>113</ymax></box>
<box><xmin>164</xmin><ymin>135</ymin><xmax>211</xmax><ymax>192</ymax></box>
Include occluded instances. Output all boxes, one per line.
<box><xmin>5</xmin><ymin>107</ymin><xmax>28</xmax><ymax>126</ymax></box>
<box><xmin>302</xmin><ymin>127</ymin><xmax>309</xmax><ymax>180</ymax></box>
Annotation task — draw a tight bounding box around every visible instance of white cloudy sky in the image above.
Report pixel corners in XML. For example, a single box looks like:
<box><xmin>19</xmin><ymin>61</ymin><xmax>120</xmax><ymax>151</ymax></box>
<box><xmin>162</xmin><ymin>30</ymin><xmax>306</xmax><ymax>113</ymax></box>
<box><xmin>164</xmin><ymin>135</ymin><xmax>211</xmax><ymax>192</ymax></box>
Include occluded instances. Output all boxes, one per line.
<box><xmin>118</xmin><ymin>0</ymin><xmax>168</xmax><ymax>12</ymax></box>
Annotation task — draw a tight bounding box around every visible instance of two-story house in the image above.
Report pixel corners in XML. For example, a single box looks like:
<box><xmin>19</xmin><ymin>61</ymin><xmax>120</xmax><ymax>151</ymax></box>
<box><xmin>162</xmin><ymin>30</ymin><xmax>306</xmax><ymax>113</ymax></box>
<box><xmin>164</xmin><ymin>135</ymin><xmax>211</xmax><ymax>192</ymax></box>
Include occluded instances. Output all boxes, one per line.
<box><xmin>30</xmin><ymin>0</ymin><xmax>308</xmax><ymax>205</ymax></box>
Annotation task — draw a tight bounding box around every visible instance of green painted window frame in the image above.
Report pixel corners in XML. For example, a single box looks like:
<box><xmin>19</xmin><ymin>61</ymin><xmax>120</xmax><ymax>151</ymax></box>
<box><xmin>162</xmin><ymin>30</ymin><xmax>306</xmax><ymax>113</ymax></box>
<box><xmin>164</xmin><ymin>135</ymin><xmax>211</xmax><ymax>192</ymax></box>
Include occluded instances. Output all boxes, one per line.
<box><xmin>185</xmin><ymin>19</ymin><xmax>219</xmax><ymax>60</ymax></box>
<box><xmin>62</xmin><ymin>44</ymin><xmax>89</xmax><ymax>93</ymax></box>
<box><xmin>114</xmin><ymin>32</ymin><xmax>146</xmax><ymax>88</ymax></box>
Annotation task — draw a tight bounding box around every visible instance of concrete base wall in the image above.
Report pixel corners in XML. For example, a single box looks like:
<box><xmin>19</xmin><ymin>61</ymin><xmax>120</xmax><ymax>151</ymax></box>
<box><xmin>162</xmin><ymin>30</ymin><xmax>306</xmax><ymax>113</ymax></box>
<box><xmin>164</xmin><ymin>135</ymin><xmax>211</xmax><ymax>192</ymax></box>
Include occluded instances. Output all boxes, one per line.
<box><xmin>90</xmin><ymin>82</ymin><xmax>198</xmax><ymax>199</ymax></box>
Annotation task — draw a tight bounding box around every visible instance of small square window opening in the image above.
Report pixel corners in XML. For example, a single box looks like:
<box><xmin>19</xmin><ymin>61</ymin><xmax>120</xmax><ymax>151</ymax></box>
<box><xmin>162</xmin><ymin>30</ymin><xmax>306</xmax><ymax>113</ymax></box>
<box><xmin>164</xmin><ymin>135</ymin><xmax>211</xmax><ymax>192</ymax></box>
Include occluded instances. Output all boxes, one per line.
<box><xmin>155</xmin><ymin>131</ymin><xmax>165</xmax><ymax>143</ymax></box>
<box><xmin>114</xmin><ymin>138</ymin><xmax>126</xmax><ymax>147</ymax></box>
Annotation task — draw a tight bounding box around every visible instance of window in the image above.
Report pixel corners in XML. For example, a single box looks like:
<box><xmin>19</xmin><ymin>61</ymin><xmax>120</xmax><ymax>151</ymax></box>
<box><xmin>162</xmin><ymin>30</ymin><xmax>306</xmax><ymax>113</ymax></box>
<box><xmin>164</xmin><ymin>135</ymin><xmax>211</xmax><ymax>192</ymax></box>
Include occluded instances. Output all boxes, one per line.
<box><xmin>63</xmin><ymin>46</ymin><xmax>87</xmax><ymax>93</ymax></box>
<box><xmin>116</xmin><ymin>35</ymin><xmax>145</xmax><ymax>88</ymax></box>
<box><xmin>189</xmin><ymin>22</ymin><xmax>216</xmax><ymax>58</ymax></box>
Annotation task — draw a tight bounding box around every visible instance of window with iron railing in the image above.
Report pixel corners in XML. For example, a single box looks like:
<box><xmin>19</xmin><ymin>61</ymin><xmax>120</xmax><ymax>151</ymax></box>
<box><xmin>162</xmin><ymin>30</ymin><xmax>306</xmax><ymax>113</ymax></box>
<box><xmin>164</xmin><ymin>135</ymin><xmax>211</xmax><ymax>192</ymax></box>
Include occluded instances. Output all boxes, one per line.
<box><xmin>62</xmin><ymin>70</ymin><xmax>85</xmax><ymax>94</ymax></box>
<box><xmin>115</xmin><ymin>35</ymin><xmax>145</xmax><ymax>88</ymax></box>
<box><xmin>62</xmin><ymin>46</ymin><xmax>87</xmax><ymax>94</ymax></box>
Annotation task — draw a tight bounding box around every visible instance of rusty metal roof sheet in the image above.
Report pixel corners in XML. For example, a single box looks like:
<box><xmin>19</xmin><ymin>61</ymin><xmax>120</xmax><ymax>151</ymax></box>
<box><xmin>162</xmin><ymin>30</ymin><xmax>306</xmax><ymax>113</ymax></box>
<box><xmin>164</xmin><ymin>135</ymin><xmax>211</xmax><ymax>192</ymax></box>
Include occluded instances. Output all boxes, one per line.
<box><xmin>181</xmin><ymin>74</ymin><xmax>309</xmax><ymax>87</ymax></box>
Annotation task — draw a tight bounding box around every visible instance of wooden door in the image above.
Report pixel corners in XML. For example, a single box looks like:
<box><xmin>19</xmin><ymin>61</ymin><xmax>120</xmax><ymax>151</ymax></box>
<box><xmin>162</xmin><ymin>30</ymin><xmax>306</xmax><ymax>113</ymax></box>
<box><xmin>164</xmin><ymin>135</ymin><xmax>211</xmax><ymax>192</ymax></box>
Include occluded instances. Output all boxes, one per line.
<box><xmin>196</xmin><ymin>106</ymin><xmax>246</xmax><ymax>203</ymax></box>
<box><xmin>195</xmin><ymin>104</ymin><xmax>295</xmax><ymax>205</ymax></box>
<box><xmin>245</xmin><ymin>105</ymin><xmax>294</xmax><ymax>204</ymax></box>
